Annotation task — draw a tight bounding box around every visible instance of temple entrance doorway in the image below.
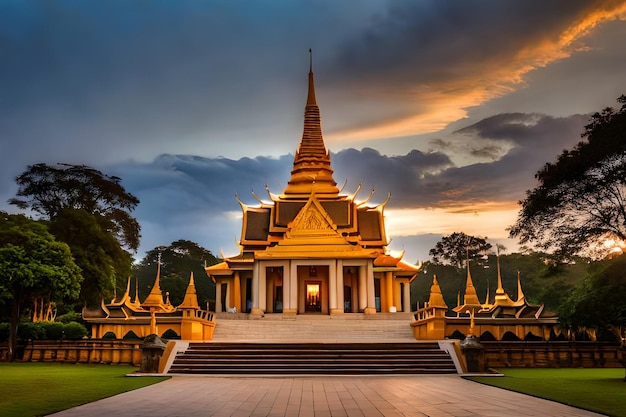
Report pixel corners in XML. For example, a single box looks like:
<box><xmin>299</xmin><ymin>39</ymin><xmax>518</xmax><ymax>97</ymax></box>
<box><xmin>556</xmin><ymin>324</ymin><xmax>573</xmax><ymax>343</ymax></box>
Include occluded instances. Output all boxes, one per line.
<box><xmin>305</xmin><ymin>281</ymin><xmax>321</xmax><ymax>312</ymax></box>
<box><xmin>297</xmin><ymin>265</ymin><xmax>329</xmax><ymax>314</ymax></box>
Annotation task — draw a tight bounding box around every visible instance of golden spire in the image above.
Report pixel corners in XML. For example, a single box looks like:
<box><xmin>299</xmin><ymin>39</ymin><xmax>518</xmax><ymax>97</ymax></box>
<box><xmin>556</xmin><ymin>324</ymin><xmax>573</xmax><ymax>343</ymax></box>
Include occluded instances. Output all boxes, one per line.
<box><xmin>178</xmin><ymin>272</ymin><xmax>201</xmax><ymax>310</ymax></box>
<box><xmin>463</xmin><ymin>248</ymin><xmax>481</xmax><ymax>305</ymax></box>
<box><xmin>427</xmin><ymin>275</ymin><xmax>448</xmax><ymax>308</ymax></box>
<box><xmin>133</xmin><ymin>276</ymin><xmax>141</xmax><ymax>307</ymax></box>
<box><xmin>495</xmin><ymin>250</ymin><xmax>505</xmax><ymax>295</ymax></box>
<box><xmin>142</xmin><ymin>258</ymin><xmax>166</xmax><ymax>308</ymax></box>
<box><xmin>493</xmin><ymin>250</ymin><xmax>514</xmax><ymax>305</ymax></box>
<box><xmin>283</xmin><ymin>49</ymin><xmax>339</xmax><ymax>197</ymax></box>
<box><xmin>516</xmin><ymin>270</ymin><xmax>525</xmax><ymax>302</ymax></box>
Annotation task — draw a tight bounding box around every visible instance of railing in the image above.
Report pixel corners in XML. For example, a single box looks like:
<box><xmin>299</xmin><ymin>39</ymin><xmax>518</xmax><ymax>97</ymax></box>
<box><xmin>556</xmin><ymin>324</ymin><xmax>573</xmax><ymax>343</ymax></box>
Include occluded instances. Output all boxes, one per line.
<box><xmin>0</xmin><ymin>339</ymin><xmax>143</xmax><ymax>366</ymax></box>
<box><xmin>481</xmin><ymin>341</ymin><xmax>625</xmax><ymax>368</ymax></box>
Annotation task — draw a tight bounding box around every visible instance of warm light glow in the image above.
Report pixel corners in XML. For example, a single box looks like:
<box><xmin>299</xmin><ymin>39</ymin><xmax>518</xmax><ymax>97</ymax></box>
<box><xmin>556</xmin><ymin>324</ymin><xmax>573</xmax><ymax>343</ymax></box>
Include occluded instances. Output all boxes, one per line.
<box><xmin>307</xmin><ymin>283</ymin><xmax>320</xmax><ymax>306</ymax></box>
<box><xmin>603</xmin><ymin>237</ymin><xmax>626</xmax><ymax>255</ymax></box>
<box><xmin>384</xmin><ymin>201</ymin><xmax>519</xmax><ymax>239</ymax></box>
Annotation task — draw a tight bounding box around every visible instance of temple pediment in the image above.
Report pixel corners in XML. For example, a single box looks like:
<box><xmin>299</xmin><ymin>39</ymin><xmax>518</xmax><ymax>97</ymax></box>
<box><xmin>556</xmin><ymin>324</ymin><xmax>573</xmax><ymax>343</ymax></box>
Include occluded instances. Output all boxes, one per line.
<box><xmin>286</xmin><ymin>195</ymin><xmax>341</xmax><ymax>240</ymax></box>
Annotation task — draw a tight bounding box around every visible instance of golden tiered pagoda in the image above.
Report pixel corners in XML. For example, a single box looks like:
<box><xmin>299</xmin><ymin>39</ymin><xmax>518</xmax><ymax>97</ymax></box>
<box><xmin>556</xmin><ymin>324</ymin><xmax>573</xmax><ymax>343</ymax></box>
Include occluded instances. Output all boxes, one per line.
<box><xmin>205</xmin><ymin>54</ymin><xmax>421</xmax><ymax>317</ymax></box>
<box><xmin>83</xmin><ymin>262</ymin><xmax>216</xmax><ymax>340</ymax></box>
<box><xmin>412</xmin><ymin>254</ymin><xmax>559</xmax><ymax>341</ymax></box>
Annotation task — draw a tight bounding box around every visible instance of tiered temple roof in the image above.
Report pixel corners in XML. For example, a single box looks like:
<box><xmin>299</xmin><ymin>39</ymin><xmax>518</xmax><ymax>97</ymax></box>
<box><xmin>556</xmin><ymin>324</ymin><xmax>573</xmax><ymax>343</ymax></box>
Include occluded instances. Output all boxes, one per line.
<box><xmin>208</xmin><ymin>51</ymin><xmax>419</xmax><ymax>277</ymax></box>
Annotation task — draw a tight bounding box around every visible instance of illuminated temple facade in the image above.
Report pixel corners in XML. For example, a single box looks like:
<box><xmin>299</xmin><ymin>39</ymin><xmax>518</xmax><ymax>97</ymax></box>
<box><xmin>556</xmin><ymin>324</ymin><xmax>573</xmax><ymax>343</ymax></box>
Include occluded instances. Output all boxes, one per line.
<box><xmin>205</xmin><ymin>62</ymin><xmax>420</xmax><ymax>317</ymax></box>
<box><xmin>83</xmin><ymin>60</ymin><xmax>558</xmax><ymax>344</ymax></box>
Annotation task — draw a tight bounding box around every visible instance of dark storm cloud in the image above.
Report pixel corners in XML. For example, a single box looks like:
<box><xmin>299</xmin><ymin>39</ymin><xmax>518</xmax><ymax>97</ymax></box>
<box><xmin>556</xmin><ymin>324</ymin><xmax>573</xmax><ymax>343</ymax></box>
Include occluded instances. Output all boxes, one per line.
<box><xmin>331</xmin><ymin>0</ymin><xmax>596</xmax><ymax>85</ymax></box>
<box><xmin>105</xmin><ymin>110</ymin><xmax>588</xmax><ymax>256</ymax></box>
<box><xmin>423</xmin><ymin>113</ymin><xmax>591</xmax><ymax>204</ymax></box>
<box><xmin>0</xmin><ymin>0</ymin><xmax>377</xmax><ymax>177</ymax></box>
<box><xmin>2</xmin><ymin>0</ymin><xmax>624</xmax><ymax>260</ymax></box>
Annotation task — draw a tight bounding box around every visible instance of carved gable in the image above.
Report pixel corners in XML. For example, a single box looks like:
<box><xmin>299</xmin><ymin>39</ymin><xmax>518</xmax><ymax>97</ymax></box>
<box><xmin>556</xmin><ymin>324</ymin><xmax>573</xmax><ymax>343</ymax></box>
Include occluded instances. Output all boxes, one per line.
<box><xmin>286</xmin><ymin>196</ymin><xmax>341</xmax><ymax>239</ymax></box>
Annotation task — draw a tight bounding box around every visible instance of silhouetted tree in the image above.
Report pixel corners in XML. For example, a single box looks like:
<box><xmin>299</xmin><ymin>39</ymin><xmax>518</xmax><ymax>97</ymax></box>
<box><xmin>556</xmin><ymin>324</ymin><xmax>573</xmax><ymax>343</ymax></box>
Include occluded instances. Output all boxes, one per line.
<box><xmin>9</xmin><ymin>163</ymin><xmax>140</xmax><ymax>306</ymax></box>
<box><xmin>510</xmin><ymin>95</ymin><xmax>626</xmax><ymax>261</ymax></box>
<box><xmin>429</xmin><ymin>232</ymin><xmax>492</xmax><ymax>268</ymax></box>
<box><xmin>9</xmin><ymin>163</ymin><xmax>140</xmax><ymax>251</ymax></box>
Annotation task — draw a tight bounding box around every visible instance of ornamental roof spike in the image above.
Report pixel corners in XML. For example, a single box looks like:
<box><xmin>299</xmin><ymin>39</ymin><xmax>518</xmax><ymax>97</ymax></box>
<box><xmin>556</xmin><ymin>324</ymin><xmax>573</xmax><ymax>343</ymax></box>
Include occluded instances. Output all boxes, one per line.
<box><xmin>265</xmin><ymin>184</ymin><xmax>280</xmax><ymax>201</ymax></box>
<box><xmin>348</xmin><ymin>182</ymin><xmax>363</xmax><ymax>201</ymax></box>
<box><xmin>251</xmin><ymin>189</ymin><xmax>264</xmax><ymax>205</ymax></box>
<box><xmin>235</xmin><ymin>193</ymin><xmax>247</xmax><ymax>210</ymax></box>
<box><xmin>356</xmin><ymin>187</ymin><xmax>375</xmax><ymax>207</ymax></box>
<box><xmin>517</xmin><ymin>270</ymin><xmax>525</xmax><ymax>302</ymax></box>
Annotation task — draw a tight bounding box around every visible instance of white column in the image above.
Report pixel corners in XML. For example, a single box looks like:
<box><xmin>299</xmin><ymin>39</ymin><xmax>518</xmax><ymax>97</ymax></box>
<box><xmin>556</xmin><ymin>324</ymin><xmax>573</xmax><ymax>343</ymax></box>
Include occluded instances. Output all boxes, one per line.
<box><xmin>250</xmin><ymin>262</ymin><xmax>261</xmax><ymax>314</ymax></box>
<box><xmin>329</xmin><ymin>259</ymin><xmax>337</xmax><ymax>312</ymax></box>
<box><xmin>290</xmin><ymin>261</ymin><xmax>299</xmax><ymax>313</ymax></box>
<box><xmin>335</xmin><ymin>260</ymin><xmax>344</xmax><ymax>313</ymax></box>
<box><xmin>358</xmin><ymin>266</ymin><xmax>367</xmax><ymax>312</ymax></box>
<box><xmin>403</xmin><ymin>281</ymin><xmax>411</xmax><ymax>312</ymax></box>
<box><xmin>284</xmin><ymin>262</ymin><xmax>291</xmax><ymax>311</ymax></box>
<box><xmin>216</xmin><ymin>282</ymin><xmax>222</xmax><ymax>313</ymax></box>
<box><xmin>259</xmin><ymin>263</ymin><xmax>266</xmax><ymax>312</ymax></box>
<box><xmin>366</xmin><ymin>262</ymin><xmax>376</xmax><ymax>313</ymax></box>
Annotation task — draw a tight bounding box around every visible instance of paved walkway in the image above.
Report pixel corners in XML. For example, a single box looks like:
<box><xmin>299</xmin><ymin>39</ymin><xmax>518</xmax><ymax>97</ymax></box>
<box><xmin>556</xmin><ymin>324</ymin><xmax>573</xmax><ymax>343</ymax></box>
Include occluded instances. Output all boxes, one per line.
<box><xmin>47</xmin><ymin>375</ymin><xmax>604</xmax><ymax>417</ymax></box>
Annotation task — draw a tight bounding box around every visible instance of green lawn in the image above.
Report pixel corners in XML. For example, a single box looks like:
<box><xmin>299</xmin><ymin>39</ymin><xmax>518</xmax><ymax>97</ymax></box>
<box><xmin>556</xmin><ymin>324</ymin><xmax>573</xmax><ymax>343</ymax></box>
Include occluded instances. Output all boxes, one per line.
<box><xmin>467</xmin><ymin>368</ymin><xmax>626</xmax><ymax>417</ymax></box>
<box><xmin>0</xmin><ymin>362</ymin><xmax>169</xmax><ymax>417</ymax></box>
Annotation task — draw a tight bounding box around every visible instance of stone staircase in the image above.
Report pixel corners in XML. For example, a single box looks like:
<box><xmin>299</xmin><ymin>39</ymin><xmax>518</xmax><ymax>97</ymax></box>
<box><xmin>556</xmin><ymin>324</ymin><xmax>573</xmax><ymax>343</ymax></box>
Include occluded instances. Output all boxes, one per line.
<box><xmin>168</xmin><ymin>341</ymin><xmax>458</xmax><ymax>375</ymax></box>
<box><xmin>165</xmin><ymin>313</ymin><xmax>462</xmax><ymax>375</ymax></box>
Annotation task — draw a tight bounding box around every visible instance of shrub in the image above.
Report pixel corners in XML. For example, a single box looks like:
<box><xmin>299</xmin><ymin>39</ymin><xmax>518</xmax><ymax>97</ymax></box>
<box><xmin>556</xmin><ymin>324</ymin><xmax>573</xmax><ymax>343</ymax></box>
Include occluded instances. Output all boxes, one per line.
<box><xmin>44</xmin><ymin>322</ymin><xmax>65</xmax><ymax>340</ymax></box>
<box><xmin>17</xmin><ymin>322</ymin><xmax>46</xmax><ymax>340</ymax></box>
<box><xmin>63</xmin><ymin>322</ymin><xmax>88</xmax><ymax>340</ymax></box>
<box><xmin>56</xmin><ymin>312</ymin><xmax>82</xmax><ymax>324</ymax></box>
<box><xmin>102</xmin><ymin>331</ymin><xmax>117</xmax><ymax>340</ymax></box>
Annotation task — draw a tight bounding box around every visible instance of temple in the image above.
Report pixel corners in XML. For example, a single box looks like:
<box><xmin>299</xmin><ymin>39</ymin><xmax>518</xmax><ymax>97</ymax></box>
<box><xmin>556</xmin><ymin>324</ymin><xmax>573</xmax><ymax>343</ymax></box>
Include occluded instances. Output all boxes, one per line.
<box><xmin>411</xmin><ymin>253</ymin><xmax>559</xmax><ymax>341</ymax></box>
<box><xmin>205</xmin><ymin>53</ymin><xmax>421</xmax><ymax>316</ymax></box>
<box><xmin>82</xmin><ymin>55</ymin><xmax>558</xmax><ymax>346</ymax></box>
<box><xmin>83</xmin><ymin>262</ymin><xmax>216</xmax><ymax>340</ymax></box>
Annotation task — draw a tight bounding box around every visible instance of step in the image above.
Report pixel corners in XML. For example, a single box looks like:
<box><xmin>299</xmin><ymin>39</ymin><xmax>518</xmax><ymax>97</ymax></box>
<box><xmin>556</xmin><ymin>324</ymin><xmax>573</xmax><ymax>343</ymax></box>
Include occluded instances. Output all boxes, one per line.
<box><xmin>167</xmin><ymin>342</ymin><xmax>458</xmax><ymax>375</ymax></box>
<box><xmin>210</xmin><ymin>315</ymin><xmax>416</xmax><ymax>342</ymax></box>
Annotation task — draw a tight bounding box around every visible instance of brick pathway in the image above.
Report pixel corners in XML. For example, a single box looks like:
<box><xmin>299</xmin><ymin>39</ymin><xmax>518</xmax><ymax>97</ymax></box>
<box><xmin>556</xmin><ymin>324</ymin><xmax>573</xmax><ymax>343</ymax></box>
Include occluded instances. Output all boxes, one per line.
<box><xmin>47</xmin><ymin>375</ymin><xmax>604</xmax><ymax>417</ymax></box>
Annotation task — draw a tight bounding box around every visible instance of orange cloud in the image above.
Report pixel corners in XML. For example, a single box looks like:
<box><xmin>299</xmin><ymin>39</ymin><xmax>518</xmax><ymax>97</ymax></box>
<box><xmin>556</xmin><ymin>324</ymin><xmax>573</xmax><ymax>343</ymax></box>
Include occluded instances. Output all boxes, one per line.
<box><xmin>384</xmin><ymin>201</ymin><xmax>520</xmax><ymax>239</ymax></box>
<box><xmin>328</xmin><ymin>2</ymin><xmax>626</xmax><ymax>142</ymax></box>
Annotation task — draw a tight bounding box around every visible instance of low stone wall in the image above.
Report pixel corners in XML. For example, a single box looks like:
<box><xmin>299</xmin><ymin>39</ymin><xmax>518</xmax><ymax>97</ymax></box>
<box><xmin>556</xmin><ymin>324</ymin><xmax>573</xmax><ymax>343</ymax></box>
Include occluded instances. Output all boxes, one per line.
<box><xmin>482</xmin><ymin>341</ymin><xmax>624</xmax><ymax>368</ymax></box>
<box><xmin>0</xmin><ymin>340</ymin><xmax>143</xmax><ymax>366</ymax></box>
<box><xmin>3</xmin><ymin>340</ymin><xmax>624</xmax><ymax>370</ymax></box>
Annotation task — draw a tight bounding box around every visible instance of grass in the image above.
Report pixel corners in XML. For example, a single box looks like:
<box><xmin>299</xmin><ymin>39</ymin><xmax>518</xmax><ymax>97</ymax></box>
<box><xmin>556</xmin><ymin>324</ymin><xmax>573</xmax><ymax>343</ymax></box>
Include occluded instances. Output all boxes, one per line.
<box><xmin>0</xmin><ymin>362</ymin><xmax>169</xmax><ymax>417</ymax></box>
<box><xmin>2</xmin><ymin>364</ymin><xmax>623</xmax><ymax>417</ymax></box>
<box><xmin>467</xmin><ymin>368</ymin><xmax>626</xmax><ymax>417</ymax></box>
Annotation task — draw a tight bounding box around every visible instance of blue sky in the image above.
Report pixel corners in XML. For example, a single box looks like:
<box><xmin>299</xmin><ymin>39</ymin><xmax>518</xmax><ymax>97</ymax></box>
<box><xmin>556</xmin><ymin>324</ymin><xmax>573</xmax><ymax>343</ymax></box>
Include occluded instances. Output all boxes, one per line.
<box><xmin>1</xmin><ymin>0</ymin><xmax>626</xmax><ymax>262</ymax></box>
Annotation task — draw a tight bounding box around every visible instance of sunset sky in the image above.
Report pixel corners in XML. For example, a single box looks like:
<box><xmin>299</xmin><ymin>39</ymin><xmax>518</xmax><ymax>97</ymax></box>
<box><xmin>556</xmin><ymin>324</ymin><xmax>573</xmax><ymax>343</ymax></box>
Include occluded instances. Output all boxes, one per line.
<box><xmin>1</xmin><ymin>0</ymin><xmax>626</xmax><ymax>263</ymax></box>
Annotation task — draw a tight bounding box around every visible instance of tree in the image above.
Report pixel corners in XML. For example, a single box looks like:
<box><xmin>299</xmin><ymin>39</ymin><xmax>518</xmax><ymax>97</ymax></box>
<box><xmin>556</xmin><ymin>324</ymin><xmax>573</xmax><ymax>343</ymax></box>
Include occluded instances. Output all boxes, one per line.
<box><xmin>509</xmin><ymin>95</ymin><xmax>626</xmax><ymax>261</ymax></box>
<box><xmin>428</xmin><ymin>232</ymin><xmax>492</xmax><ymax>268</ymax></box>
<box><xmin>134</xmin><ymin>240</ymin><xmax>220</xmax><ymax>308</ymax></box>
<box><xmin>9</xmin><ymin>163</ymin><xmax>140</xmax><ymax>306</ymax></box>
<box><xmin>558</xmin><ymin>254</ymin><xmax>626</xmax><ymax>342</ymax></box>
<box><xmin>47</xmin><ymin>208</ymin><xmax>133</xmax><ymax>307</ymax></box>
<box><xmin>0</xmin><ymin>212</ymin><xmax>82</xmax><ymax>360</ymax></box>
<box><xmin>9</xmin><ymin>163</ymin><xmax>140</xmax><ymax>251</ymax></box>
